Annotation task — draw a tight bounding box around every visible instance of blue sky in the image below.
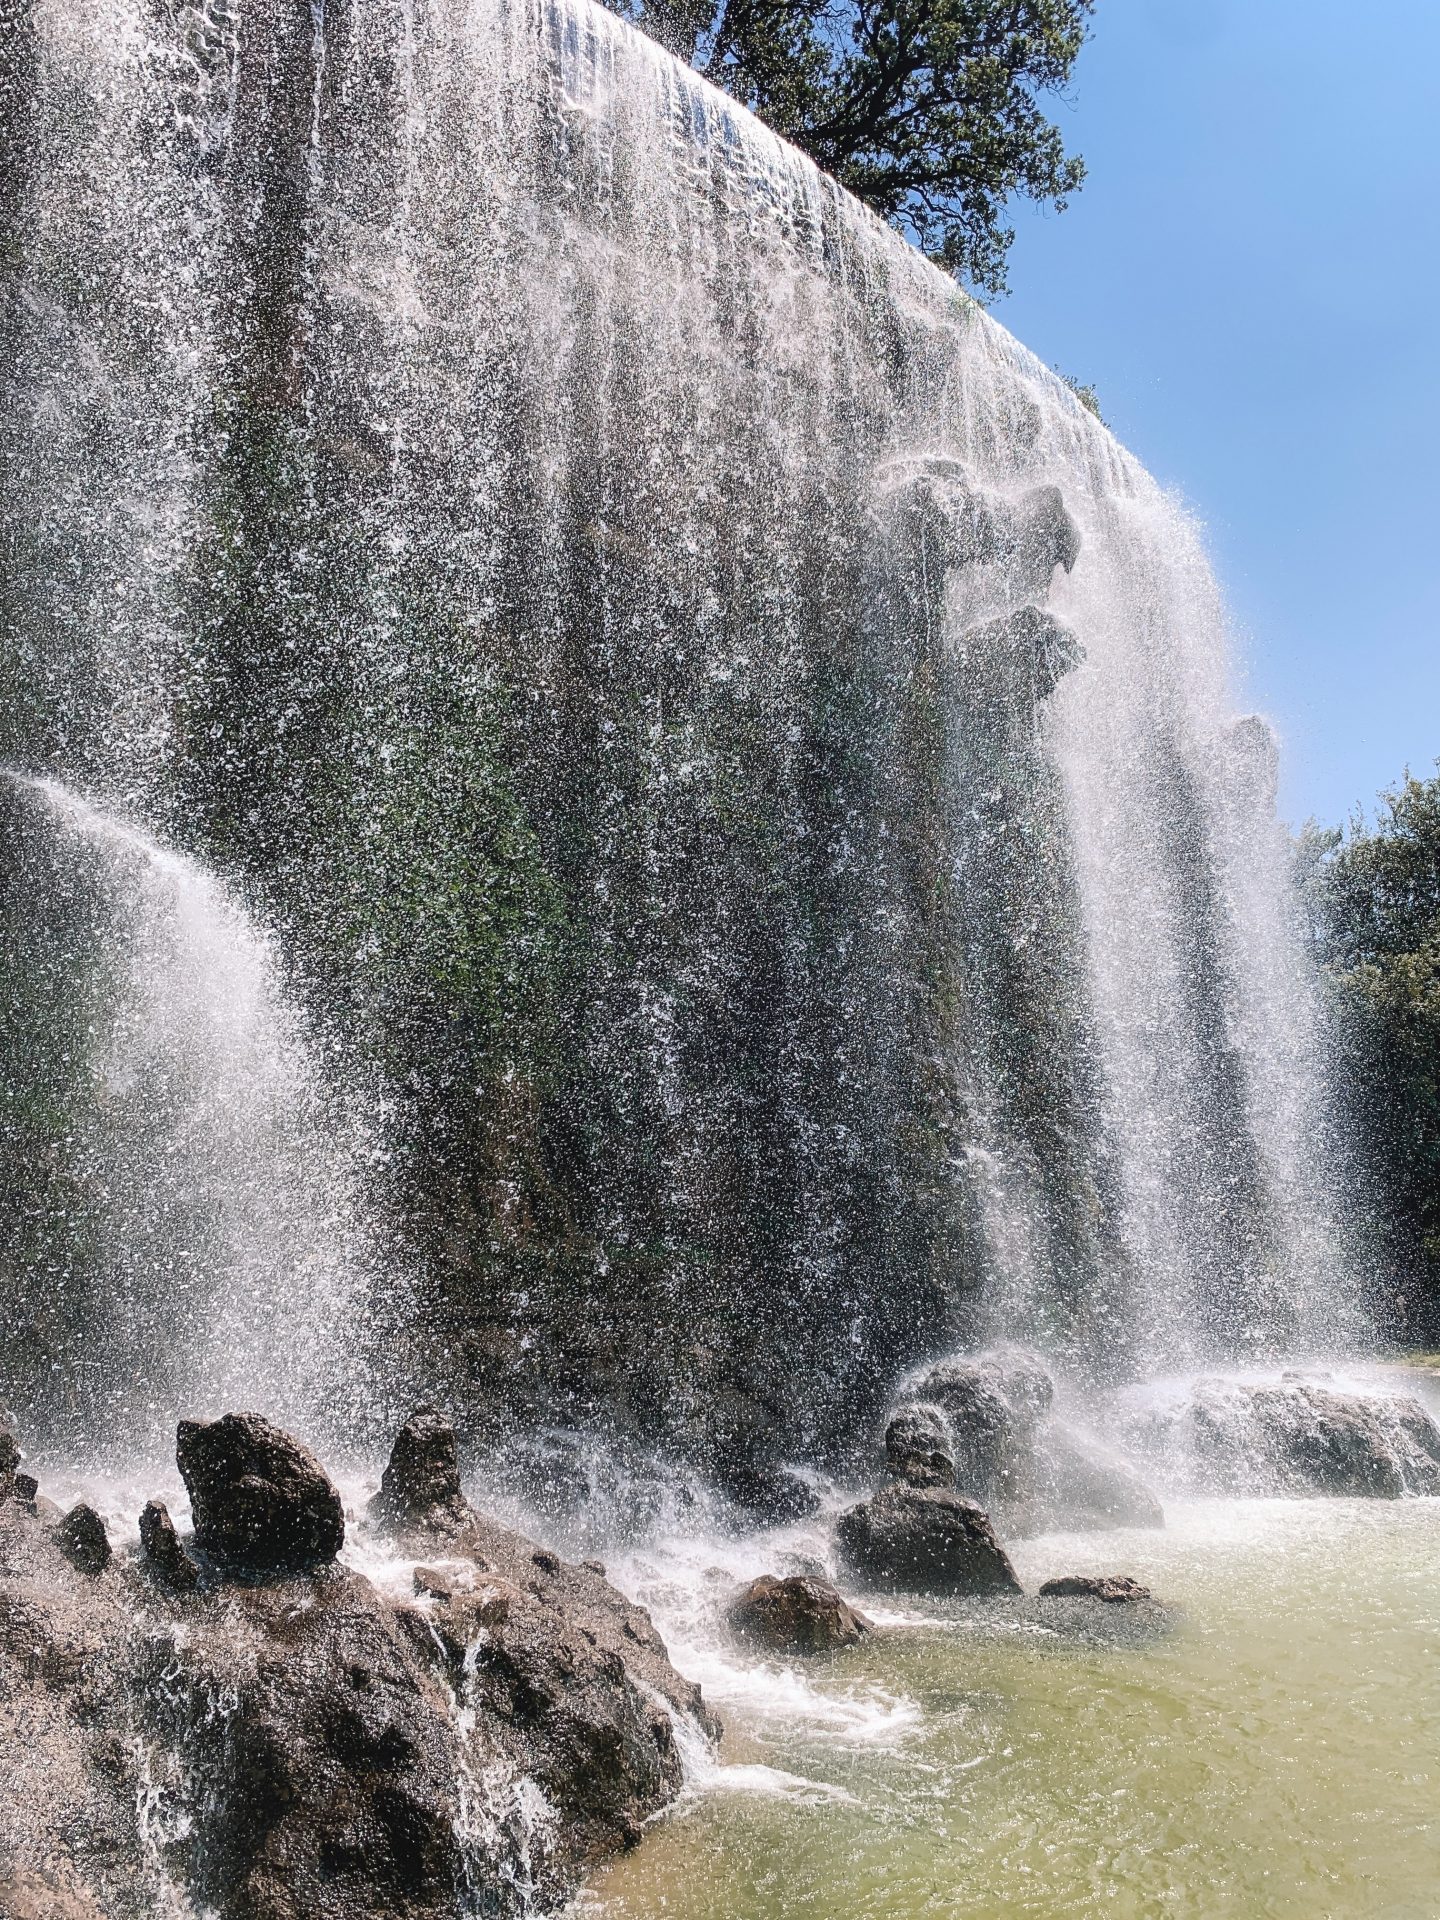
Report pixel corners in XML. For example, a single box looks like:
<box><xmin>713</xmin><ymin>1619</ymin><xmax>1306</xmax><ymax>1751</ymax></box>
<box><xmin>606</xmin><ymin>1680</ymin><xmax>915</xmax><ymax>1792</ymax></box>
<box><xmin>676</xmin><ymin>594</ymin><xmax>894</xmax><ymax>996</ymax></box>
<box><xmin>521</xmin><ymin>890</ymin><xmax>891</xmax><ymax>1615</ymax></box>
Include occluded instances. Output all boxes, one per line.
<box><xmin>994</xmin><ymin>0</ymin><xmax>1440</xmax><ymax>828</ymax></box>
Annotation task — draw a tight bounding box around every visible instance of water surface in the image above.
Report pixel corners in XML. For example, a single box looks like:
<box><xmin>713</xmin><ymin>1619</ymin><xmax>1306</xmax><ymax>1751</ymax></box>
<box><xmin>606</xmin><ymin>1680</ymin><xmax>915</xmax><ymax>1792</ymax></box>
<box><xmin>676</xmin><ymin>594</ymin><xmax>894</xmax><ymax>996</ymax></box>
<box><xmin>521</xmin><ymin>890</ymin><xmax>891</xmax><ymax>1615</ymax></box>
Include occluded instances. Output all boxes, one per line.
<box><xmin>589</xmin><ymin>1500</ymin><xmax>1440</xmax><ymax>1919</ymax></box>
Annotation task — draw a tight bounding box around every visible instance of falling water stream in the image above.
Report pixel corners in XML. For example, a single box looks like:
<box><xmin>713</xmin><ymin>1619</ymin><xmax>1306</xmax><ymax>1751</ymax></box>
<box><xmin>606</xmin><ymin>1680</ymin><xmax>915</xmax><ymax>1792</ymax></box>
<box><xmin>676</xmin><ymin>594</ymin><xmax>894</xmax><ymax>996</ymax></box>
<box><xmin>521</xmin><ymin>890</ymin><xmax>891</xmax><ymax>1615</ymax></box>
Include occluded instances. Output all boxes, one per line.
<box><xmin>0</xmin><ymin>0</ymin><xmax>1430</xmax><ymax>1914</ymax></box>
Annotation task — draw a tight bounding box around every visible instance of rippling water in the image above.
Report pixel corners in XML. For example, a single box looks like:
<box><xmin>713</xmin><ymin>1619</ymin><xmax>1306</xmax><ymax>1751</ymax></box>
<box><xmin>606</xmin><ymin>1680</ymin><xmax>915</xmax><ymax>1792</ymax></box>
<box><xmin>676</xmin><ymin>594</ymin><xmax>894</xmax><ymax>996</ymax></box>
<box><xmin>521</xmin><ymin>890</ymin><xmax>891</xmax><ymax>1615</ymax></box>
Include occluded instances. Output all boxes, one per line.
<box><xmin>586</xmin><ymin>1498</ymin><xmax>1440</xmax><ymax>1919</ymax></box>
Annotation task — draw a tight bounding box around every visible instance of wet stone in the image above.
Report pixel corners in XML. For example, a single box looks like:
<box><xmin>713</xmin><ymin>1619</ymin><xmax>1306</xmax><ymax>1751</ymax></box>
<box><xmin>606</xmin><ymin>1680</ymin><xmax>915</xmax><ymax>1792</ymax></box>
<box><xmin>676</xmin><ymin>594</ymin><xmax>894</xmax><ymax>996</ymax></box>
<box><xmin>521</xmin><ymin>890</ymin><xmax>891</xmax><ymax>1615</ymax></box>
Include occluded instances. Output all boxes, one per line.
<box><xmin>56</xmin><ymin>1504</ymin><xmax>111</xmax><ymax>1576</ymax></box>
<box><xmin>140</xmin><ymin>1498</ymin><xmax>198</xmax><ymax>1591</ymax></box>
<box><xmin>884</xmin><ymin>1402</ymin><xmax>955</xmax><ymax>1489</ymax></box>
<box><xmin>835</xmin><ymin>1485</ymin><xmax>1022</xmax><ymax>1597</ymax></box>
<box><xmin>371</xmin><ymin>1405</ymin><xmax>468</xmax><ymax>1535</ymax></box>
<box><xmin>177</xmin><ymin>1412</ymin><xmax>344</xmax><ymax>1571</ymax></box>
<box><xmin>1038</xmin><ymin>1573</ymin><xmax>1153</xmax><ymax>1604</ymax></box>
<box><xmin>727</xmin><ymin>1574</ymin><xmax>871</xmax><ymax>1656</ymax></box>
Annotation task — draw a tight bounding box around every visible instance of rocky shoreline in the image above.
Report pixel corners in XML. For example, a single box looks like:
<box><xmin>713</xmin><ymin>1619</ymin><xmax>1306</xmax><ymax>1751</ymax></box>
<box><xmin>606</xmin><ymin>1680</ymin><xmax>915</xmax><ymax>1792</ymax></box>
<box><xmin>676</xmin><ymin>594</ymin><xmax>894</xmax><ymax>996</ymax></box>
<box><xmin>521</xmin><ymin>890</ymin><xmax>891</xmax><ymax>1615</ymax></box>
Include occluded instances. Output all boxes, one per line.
<box><xmin>0</xmin><ymin>1410</ymin><xmax>716</xmax><ymax>1920</ymax></box>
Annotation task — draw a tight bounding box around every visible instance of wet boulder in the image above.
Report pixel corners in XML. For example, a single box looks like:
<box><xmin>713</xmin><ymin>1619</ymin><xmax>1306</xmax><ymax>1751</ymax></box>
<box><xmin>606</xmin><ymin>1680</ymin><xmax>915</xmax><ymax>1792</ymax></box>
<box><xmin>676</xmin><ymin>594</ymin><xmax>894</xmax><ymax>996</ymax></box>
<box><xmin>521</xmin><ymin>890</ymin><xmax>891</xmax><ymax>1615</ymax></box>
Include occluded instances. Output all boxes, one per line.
<box><xmin>1038</xmin><ymin>1573</ymin><xmax>1152</xmax><ymax>1603</ymax></box>
<box><xmin>884</xmin><ymin>1403</ymin><xmax>955</xmax><ymax>1489</ymax></box>
<box><xmin>1013</xmin><ymin>482</ymin><xmax>1081</xmax><ymax>590</ymax></box>
<box><xmin>1115</xmin><ymin>1377</ymin><xmax>1440</xmax><ymax>1498</ymax></box>
<box><xmin>369</xmin><ymin>1404</ymin><xmax>468</xmax><ymax>1537</ymax></box>
<box><xmin>140</xmin><ymin>1497</ymin><xmax>199</xmax><ymax>1591</ymax></box>
<box><xmin>55</xmin><ymin>1504</ymin><xmax>110</xmax><ymax>1576</ymax></box>
<box><xmin>0</xmin><ymin>1427</ymin><xmax>18</xmax><ymax>1501</ymax></box>
<box><xmin>727</xmin><ymin>1574</ymin><xmax>870</xmax><ymax>1656</ymax></box>
<box><xmin>177</xmin><ymin>1412</ymin><xmax>345</xmax><ymax>1570</ymax></box>
<box><xmin>835</xmin><ymin>1485</ymin><xmax>1021</xmax><ymax>1597</ymax></box>
<box><xmin>909</xmin><ymin>1346</ymin><xmax>1054</xmax><ymax>1509</ymax></box>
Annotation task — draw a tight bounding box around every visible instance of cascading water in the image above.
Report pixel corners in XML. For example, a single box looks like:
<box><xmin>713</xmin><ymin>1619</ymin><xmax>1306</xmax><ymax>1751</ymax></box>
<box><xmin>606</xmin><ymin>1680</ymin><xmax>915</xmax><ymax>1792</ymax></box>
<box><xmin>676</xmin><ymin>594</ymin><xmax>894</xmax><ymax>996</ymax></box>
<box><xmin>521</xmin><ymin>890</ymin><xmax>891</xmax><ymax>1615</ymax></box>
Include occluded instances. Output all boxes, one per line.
<box><xmin>0</xmin><ymin>771</ymin><xmax>379</xmax><ymax>1454</ymax></box>
<box><xmin>0</xmin><ymin>0</ymin><xmax>1360</xmax><ymax>1474</ymax></box>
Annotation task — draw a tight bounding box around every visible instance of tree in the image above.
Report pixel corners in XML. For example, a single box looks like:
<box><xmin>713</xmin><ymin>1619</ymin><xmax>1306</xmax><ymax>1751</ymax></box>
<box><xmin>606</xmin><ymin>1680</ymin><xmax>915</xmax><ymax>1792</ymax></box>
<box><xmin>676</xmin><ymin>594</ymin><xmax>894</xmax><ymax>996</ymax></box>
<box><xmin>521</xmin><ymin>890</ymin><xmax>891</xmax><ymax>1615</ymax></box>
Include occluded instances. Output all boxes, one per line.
<box><xmin>1300</xmin><ymin>770</ymin><xmax>1440</xmax><ymax>1340</ymax></box>
<box><xmin>611</xmin><ymin>0</ymin><xmax>1094</xmax><ymax>298</ymax></box>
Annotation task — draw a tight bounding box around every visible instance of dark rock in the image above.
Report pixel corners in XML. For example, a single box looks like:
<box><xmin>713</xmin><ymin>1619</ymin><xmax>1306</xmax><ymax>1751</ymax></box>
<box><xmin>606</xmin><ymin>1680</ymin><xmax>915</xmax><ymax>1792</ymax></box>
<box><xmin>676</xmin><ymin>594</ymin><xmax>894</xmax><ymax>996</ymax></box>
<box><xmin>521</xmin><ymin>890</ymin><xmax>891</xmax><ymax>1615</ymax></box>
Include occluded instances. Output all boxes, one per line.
<box><xmin>14</xmin><ymin>1470</ymin><xmax>38</xmax><ymax>1508</ymax></box>
<box><xmin>715</xmin><ymin>1452</ymin><xmax>821</xmax><ymax>1526</ymax></box>
<box><xmin>177</xmin><ymin>1411</ymin><xmax>345</xmax><ymax>1570</ymax></box>
<box><xmin>727</xmin><ymin>1574</ymin><xmax>870</xmax><ymax>1655</ymax></box>
<box><xmin>1116</xmin><ymin>1377</ymin><xmax>1440</xmax><ymax>1498</ymax></box>
<box><xmin>835</xmin><ymin>1484</ymin><xmax>1021</xmax><ymax>1596</ymax></box>
<box><xmin>909</xmin><ymin>1347</ymin><xmax>1054</xmax><ymax>1508</ymax></box>
<box><xmin>1038</xmin><ymin>1573</ymin><xmax>1152</xmax><ymax>1604</ymax></box>
<box><xmin>0</xmin><ymin>1436</ymin><xmax>714</xmax><ymax>1920</ymax></box>
<box><xmin>55</xmin><ymin>1504</ymin><xmax>110</xmax><ymax>1575</ymax></box>
<box><xmin>884</xmin><ymin>1403</ymin><xmax>954</xmax><ymax>1489</ymax></box>
<box><xmin>1016</xmin><ymin>482</ymin><xmax>1082</xmax><ymax>586</ymax></box>
<box><xmin>140</xmin><ymin>1497</ymin><xmax>198</xmax><ymax>1591</ymax></box>
<box><xmin>0</xmin><ymin>1427</ymin><xmax>18</xmax><ymax>1500</ymax></box>
<box><xmin>370</xmin><ymin>1405</ymin><xmax>468</xmax><ymax>1537</ymax></box>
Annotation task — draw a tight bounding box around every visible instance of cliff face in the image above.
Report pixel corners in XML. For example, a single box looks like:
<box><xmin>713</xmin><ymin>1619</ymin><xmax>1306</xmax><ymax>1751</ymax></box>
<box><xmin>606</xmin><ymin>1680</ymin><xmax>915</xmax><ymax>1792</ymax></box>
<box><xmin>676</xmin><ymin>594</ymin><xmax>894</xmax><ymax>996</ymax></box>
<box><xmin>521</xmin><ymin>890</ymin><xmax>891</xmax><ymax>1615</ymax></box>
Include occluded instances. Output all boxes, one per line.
<box><xmin>0</xmin><ymin>0</ymin><xmax>1346</xmax><ymax>1478</ymax></box>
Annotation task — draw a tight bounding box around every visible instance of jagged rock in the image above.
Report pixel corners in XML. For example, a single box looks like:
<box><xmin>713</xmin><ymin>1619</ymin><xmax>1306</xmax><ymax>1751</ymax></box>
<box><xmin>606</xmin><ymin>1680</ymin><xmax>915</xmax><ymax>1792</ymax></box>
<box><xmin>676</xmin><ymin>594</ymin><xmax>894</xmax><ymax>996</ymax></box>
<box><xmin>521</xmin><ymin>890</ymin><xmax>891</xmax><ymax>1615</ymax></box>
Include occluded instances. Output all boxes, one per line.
<box><xmin>55</xmin><ymin>1504</ymin><xmax>110</xmax><ymax>1575</ymax></box>
<box><xmin>0</xmin><ymin>1428</ymin><xmax>18</xmax><ymax>1501</ymax></box>
<box><xmin>369</xmin><ymin>1404</ymin><xmax>468</xmax><ymax>1537</ymax></box>
<box><xmin>884</xmin><ymin>1403</ymin><xmax>955</xmax><ymax>1488</ymax></box>
<box><xmin>140</xmin><ymin>1497</ymin><xmax>199</xmax><ymax>1591</ymax></box>
<box><xmin>835</xmin><ymin>1485</ymin><xmax>1021</xmax><ymax>1596</ymax></box>
<box><xmin>727</xmin><ymin>1574</ymin><xmax>870</xmax><ymax>1655</ymax></box>
<box><xmin>177</xmin><ymin>1412</ymin><xmax>345</xmax><ymax>1570</ymax></box>
<box><xmin>909</xmin><ymin>1347</ymin><xmax>1053</xmax><ymax>1508</ymax></box>
<box><xmin>13</xmin><ymin>1471</ymin><xmax>38</xmax><ymax>1510</ymax></box>
<box><xmin>1115</xmin><ymin>1377</ymin><xmax>1440</xmax><ymax>1498</ymax></box>
<box><xmin>1039</xmin><ymin>1573</ymin><xmax>1153</xmax><ymax>1603</ymax></box>
<box><xmin>1015</xmin><ymin>482</ymin><xmax>1082</xmax><ymax>588</ymax></box>
<box><xmin>0</xmin><ymin>1426</ymin><xmax>715</xmax><ymax>1920</ymax></box>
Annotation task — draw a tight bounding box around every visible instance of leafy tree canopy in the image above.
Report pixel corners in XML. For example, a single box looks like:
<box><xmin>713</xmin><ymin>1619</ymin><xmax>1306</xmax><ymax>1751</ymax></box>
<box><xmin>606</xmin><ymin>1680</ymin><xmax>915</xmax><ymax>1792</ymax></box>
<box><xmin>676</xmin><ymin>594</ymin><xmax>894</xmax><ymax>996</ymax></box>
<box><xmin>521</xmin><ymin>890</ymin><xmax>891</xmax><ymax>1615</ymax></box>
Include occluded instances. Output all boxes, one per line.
<box><xmin>1300</xmin><ymin>768</ymin><xmax>1440</xmax><ymax>1336</ymax></box>
<box><xmin>610</xmin><ymin>0</ymin><xmax>1094</xmax><ymax>298</ymax></box>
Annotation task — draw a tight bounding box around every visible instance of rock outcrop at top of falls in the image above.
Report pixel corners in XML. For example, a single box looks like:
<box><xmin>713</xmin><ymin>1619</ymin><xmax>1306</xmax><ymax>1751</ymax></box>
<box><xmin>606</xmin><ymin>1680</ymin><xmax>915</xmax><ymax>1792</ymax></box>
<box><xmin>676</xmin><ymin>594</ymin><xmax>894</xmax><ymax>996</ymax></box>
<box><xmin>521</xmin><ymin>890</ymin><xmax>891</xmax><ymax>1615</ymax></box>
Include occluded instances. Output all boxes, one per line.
<box><xmin>0</xmin><ymin>1412</ymin><xmax>715</xmax><ymax>1920</ymax></box>
<box><xmin>1113</xmin><ymin>1376</ymin><xmax>1440</xmax><ymax>1499</ymax></box>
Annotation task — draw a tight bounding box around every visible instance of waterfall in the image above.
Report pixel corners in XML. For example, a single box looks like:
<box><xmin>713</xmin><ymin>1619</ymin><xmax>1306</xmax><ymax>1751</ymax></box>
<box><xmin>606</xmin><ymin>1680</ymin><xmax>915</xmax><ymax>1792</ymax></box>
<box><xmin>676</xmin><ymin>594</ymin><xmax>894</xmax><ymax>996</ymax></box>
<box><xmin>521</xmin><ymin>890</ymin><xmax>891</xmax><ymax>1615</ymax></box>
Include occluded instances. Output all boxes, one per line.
<box><xmin>0</xmin><ymin>772</ymin><xmax>380</xmax><ymax>1454</ymax></box>
<box><xmin>0</xmin><ymin>0</ymin><xmax>1361</xmax><ymax>1468</ymax></box>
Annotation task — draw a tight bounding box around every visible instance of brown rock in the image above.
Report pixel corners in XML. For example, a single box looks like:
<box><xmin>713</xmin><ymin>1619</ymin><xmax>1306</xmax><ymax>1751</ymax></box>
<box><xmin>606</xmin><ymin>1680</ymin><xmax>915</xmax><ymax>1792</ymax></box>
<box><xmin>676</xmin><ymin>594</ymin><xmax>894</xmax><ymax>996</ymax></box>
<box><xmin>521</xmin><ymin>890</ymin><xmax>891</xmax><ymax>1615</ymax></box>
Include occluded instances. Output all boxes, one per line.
<box><xmin>1038</xmin><ymin>1573</ymin><xmax>1153</xmax><ymax>1604</ymax></box>
<box><xmin>727</xmin><ymin>1574</ymin><xmax>870</xmax><ymax>1655</ymax></box>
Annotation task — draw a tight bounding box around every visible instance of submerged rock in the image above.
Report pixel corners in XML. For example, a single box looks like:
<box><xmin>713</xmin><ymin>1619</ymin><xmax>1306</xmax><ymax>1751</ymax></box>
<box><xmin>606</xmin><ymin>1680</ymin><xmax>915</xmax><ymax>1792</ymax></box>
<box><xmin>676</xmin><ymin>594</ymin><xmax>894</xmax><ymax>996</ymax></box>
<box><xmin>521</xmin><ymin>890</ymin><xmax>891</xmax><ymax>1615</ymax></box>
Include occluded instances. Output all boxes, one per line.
<box><xmin>727</xmin><ymin>1574</ymin><xmax>871</xmax><ymax>1656</ymax></box>
<box><xmin>140</xmin><ymin>1497</ymin><xmax>199</xmax><ymax>1591</ymax></box>
<box><xmin>368</xmin><ymin>1404</ymin><xmax>468</xmax><ymax>1537</ymax></box>
<box><xmin>1038</xmin><ymin>1573</ymin><xmax>1153</xmax><ymax>1604</ymax></box>
<box><xmin>177</xmin><ymin>1411</ymin><xmax>345</xmax><ymax>1570</ymax></box>
<box><xmin>884</xmin><ymin>1403</ymin><xmax>955</xmax><ymax>1489</ymax></box>
<box><xmin>835</xmin><ymin>1485</ymin><xmax>1021</xmax><ymax>1596</ymax></box>
<box><xmin>1115</xmin><ymin>1377</ymin><xmax>1440</xmax><ymax>1498</ymax></box>
<box><xmin>55</xmin><ymin>1503</ymin><xmax>110</xmax><ymax>1575</ymax></box>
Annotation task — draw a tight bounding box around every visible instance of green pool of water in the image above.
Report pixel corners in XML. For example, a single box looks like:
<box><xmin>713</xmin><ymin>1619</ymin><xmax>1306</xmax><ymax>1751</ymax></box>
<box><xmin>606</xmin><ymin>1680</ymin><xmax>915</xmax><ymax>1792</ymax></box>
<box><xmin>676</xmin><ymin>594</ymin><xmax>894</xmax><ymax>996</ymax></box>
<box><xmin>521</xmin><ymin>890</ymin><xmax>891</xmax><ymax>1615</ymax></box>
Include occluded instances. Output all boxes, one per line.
<box><xmin>588</xmin><ymin>1500</ymin><xmax>1440</xmax><ymax>1919</ymax></box>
